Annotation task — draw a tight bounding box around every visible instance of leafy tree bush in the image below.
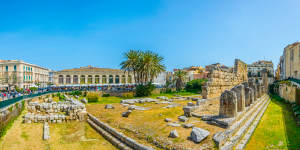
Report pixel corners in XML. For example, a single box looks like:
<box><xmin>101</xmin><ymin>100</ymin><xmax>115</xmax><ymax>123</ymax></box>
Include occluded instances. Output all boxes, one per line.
<box><xmin>185</xmin><ymin>79</ymin><xmax>207</xmax><ymax>92</ymax></box>
<box><xmin>56</xmin><ymin>93</ymin><xmax>65</xmax><ymax>101</ymax></box>
<box><xmin>87</xmin><ymin>92</ymin><xmax>99</xmax><ymax>103</ymax></box>
<box><xmin>29</xmin><ymin>87</ymin><xmax>38</xmax><ymax>91</ymax></box>
<box><xmin>102</xmin><ymin>93</ymin><xmax>110</xmax><ymax>97</ymax></box>
<box><xmin>69</xmin><ymin>90</ymin><xmax>82</xmax><ymax>96</ymax></box>
<box><xmin>135</xmin><ymin>83</ymin><xmax>155</xmax><ymax>97</ymax></box>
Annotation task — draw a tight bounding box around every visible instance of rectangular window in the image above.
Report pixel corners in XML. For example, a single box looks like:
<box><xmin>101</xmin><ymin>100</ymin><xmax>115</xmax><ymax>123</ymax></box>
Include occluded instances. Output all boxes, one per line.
<box><xmin>24</xmin><ymin>76</ymin><xmax>25</xmax><ymax>81</ymax></box>
<box><xmin>6</xmin><ymin>66</ymin><xmax>8</xmax><ymax>71</ymax></box>
<box><xmin>14</xmin><ymin>65</ymin><xmax>17</xmax><ymax>71</ymax></box>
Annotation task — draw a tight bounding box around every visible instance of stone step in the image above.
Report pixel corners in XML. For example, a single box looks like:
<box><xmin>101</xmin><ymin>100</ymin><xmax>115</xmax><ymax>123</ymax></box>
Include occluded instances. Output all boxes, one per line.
<box><xmin>234</xmin><ymin>98</ymin><xmax>271</xmax><ymax>150</ymax></box>
<box><xmin>87</xmin><ymin>119</ymin><xmax>133</xmax><ymax>150</ymax></box>
<box><xmin>213</xmin><ymin>94</ymin><xmax>268</xmax><ymax>147</ymax></box>
<box><xmin>210</xmin><ymin>95</ymin><xmax>267</xmax><ymax>129</ymax></box>
<box><xmin>219</xmin><ymin>96</ymin><xmax>270</xmax><ymax>150</ymax></box>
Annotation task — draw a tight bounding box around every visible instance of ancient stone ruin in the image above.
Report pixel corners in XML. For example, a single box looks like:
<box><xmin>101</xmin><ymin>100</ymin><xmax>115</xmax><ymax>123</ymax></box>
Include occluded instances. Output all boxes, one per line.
<box><xmin>202</xmin><ymin>59</ymin><xmax>248</xmax><ymax>99</ymax></box>
<box><xmin>24</xmin><ymin>95</ymin><xmax>87</xmax><ymax>124</ymax></box>
<box><xmin>210</xmin><ymin>78</ymin><xmax>270</xmax><ymax>150</ymax></box>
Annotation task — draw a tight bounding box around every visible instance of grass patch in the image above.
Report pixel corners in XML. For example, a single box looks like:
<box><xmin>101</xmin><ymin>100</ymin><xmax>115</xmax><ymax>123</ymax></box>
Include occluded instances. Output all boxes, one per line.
<box><xmin>20</xmin><ymin>131</ymin><xmax>28</xmax><ymax>140</ymax></box>
<box><xmin>88</xmin><ymin>96</ymin><xmax>123</xmax><ymax>104</ymax></box>
<box><xmin>245</xmin><ymin>95</ymin><xmax>300</xmax><ymax>149</ymax></box>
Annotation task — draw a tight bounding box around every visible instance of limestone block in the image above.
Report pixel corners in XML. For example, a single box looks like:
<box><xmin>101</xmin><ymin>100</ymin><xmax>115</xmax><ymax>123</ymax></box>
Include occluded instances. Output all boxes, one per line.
<box><xmin>231</xmin><ymin>84</ymin><xmax>245</xmax><ymax>112</ymax></box>
<box><xmin>219</xmin><ymin>90</ymin><xmax>237</xmax><ymax>118</ymax></box>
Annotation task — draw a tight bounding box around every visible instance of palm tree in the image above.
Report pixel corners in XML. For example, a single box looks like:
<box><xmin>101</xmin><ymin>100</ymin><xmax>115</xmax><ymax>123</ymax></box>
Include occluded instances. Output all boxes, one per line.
<box><xmin>174</xmin><ymin>70</ymin><xmax>187</xmax><ymax>92</ymax></box>
<box><xmin>120</xmin><ymin>50</ymin><xmax>141</xmax><ymax>84</ymax></box>
<box><xmin>121</xmin><ymin>50</ymin><xmax>165</xmax><ymax>85</ymax></box>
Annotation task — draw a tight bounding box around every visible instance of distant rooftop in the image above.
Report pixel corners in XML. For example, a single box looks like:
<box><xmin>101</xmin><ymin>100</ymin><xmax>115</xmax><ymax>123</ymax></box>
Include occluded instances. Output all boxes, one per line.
<box><xmin>59</xmin><ymin>65</ymin><xmax>122</xmax><ymax>72</ymax></box>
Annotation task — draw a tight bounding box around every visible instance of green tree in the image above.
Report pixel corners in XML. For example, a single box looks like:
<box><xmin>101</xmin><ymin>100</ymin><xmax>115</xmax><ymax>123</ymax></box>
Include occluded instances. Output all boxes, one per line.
<box><xmin>174</xmin><ymin>70</ymin><xmax>187</xmax><ymax>92</ymax></box>
<box><xmin>121</xmin><ymin>50</ymin><xmax>166</xmax><ymax>97</ymax></box>
<box><xmin>120</xmin><ymin>50</ymin><xmax>165</xmax><ymax>85</ymax></box>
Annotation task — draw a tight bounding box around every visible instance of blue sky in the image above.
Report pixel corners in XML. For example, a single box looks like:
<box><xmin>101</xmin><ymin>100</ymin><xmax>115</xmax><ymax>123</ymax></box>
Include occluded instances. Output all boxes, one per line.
<box><xmin>0</xmin><ymin>0</ymin><xmax>299</xmax><ymax>71</ymax></box>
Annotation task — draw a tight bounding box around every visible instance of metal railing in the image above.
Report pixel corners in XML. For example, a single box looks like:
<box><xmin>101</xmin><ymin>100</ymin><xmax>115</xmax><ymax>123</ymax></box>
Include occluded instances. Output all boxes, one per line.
<box><xmin>0</xmin><ymin>90</ymin><xmax>74</xmax><ymax>109</ymax></box>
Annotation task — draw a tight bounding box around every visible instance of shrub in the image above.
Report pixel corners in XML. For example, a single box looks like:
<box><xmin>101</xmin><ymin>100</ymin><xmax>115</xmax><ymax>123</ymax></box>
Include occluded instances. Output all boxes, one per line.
<box><xmin>135</xmin><ymin>83</ymin><xmax>155</xmax><ymax>97</ymax></box>
<box><xmin>102</xmin><ymin>93</ymin><xmax>110</xmax><ymax>97</ymax></box>
<box><xmin>29</xmin><ymin>87</ymin><xmax>38</xmax><ymax>91</ymax></box>
<box><xmin>87</xmin><ymin>92</ymin><xmax>99</xmax><ymax>103</ymax></box>
<box><xmin>69</xmin><ymin>90</ymin><xmax>82</xmax><ymax>96</ymax></box>
<box><xmin>122</xmin><ymin>93</ymin><xmax>134</xmax><ymax>99</ymax></box>
<box><xmin>56</xmin><ymin>93</ymin><xmax>65</xmax><ymax>101</ymax></box>
<box><xmin>185</xmin><ymin>79</ymin><xmax>207</xmax><ymax>92</ymax></box>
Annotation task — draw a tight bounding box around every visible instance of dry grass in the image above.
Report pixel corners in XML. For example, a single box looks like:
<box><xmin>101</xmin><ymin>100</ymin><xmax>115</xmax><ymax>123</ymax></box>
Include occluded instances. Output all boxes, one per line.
<box><xmin>0</xmin><ymin>104</ymin><xmax>116</xmax><ymax>150</ymax></box>
<box><xmin>87</xmin><ymin>98</ymin><xmax>224</xmax><ymax>149</ymax></box>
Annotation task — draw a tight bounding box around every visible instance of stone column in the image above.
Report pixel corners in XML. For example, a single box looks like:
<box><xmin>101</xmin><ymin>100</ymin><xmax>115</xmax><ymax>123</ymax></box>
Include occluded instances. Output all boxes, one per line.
<box><xmin>219</xmin><ymin>90</ymin><xmax>237</xmax><ymax>118</ymax></box>
<box><xmin>92</xmin><ymin>75</ymin><xmax>95</xmax><ymax>84</ymax></box>
<box><xmin>70</xmin><ymin>75</ymin><xmax>73</xmax><ymax>84</ymax></box>
<box><xmin>62</xmin><ymin>75</ymin><xmax>65</xmax><ymax>85</ymax></box>
<box><xmin>85</xmin><ymin>75</ymin><xmax>88</xmax><ymax>84</ymax></box>
<box><xmin>231</xmin><ymin>84</ymin><xmax>245</xmax><ymax>112</ymax></box>
<box><xmin>244</xmin><ymin>87</ymin><xmax>253</xmax><ymax>107</ymax></box>
<box><xmin>99</xmin><ymin>75</ymin><xmax>102</xmax><ymax>84</ymax></box>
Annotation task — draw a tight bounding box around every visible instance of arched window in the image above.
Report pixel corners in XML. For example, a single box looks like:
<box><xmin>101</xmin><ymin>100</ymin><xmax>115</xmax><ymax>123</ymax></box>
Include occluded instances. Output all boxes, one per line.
<box><xmin>109</xmin><ymin>75</ymin><xmax>114</xmax><ymax>84</ymax></box>
<box><xmin>102</xmin><ymin>75</ymin><xmax>107</xmax><ymax>84</ymax></box>
<box><xmin>66</xmin><ymin>75</ymin><xmax>71</xmax><ymax>84</ymax></box>
<box><xmin>128</xmin><ymin>75</ymin><xmax>132</xmax><ymax>83</ymax></box>
<box><xmin>80</xmin><ymin>75</ymin><xmax>86</xmax><ymax>84</ymax></box>
<box><xmin>95</xmin><ymin>75</ymin><xmax>100</xmax><ymax>84</ymax></box>
<box><xmin>59</xmin><ymin>75</ymin><xmax>64</xmax><ymax>84</ymax></box>
<box><xmin>88</xmin><ymin>75</ymin><xmax>93</xmax><ymax>84</ymax></box>
<box><xmin>115</xmin><ymin>75</ymin><xmax>120</xmax><ymax>84</ymax></box>
<box><xmin>121</xmin><ymin>75</ymin><xmax>126</xmax><ymax>84</ymax></box>
<box><xmin>73</xmin><ymin>75</ymin><xmax>78</xmax><ymax>84</ymax></box>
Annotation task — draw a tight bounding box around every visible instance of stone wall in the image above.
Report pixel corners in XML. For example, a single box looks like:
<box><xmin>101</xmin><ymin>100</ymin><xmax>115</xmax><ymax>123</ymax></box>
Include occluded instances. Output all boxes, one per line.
<box><xmin>278</xmin><ymin>83</ymin><xmax>297</xmax><ymax>103</ymax></box>
<box><xmin>0</xmin><ymin>101</ymin><xmax>24</xmax><ymax>134</ymax></box>
<box><xmin>202</xmin><ymin>59</ymin><xmax>248</xmax><ymax>99</ymax></box>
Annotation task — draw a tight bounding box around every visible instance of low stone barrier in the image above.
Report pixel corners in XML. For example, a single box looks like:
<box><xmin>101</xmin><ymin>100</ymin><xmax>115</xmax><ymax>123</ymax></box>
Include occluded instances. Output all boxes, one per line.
<box><xmin>43</xmin><ymin>122</ymin><xmax>50</xmax><ymax>140</ymax></box>
<box><xmin>87</xmin><ymin>113</ymin><xmax>154</xmax><ymax>150</ymax></box>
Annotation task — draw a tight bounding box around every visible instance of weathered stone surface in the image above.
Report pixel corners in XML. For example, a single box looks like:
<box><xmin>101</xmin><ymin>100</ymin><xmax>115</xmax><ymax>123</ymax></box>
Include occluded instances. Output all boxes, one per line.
<box><xmin>231</xmin><ymin>84</ymin><xmax>245</xmax><ymax>112</ymax></box>
<box><xmin>183</xmin><ymin>106</ymin><xmax>193</xmax><ymax>117</ymax></box>
<box><xmin>196</xmin><ymin>99</ymin><xmax>206</xmax><ymax>106</ymax></box>
<box><xmin>167</xmin><ymin>123</ymin><xmax>181</xmax><ymax>127</ymax></box>
<box><xmin>80</xmin><ymin>98</ymin><xmax>87</xmax><ymax>104</ymax></box>
<box><xmin>183</xmin><ymin>123</ymin><xmax>194</xmax><ymax>128</ymax></box>
<box><xmin>187</xmin><ymin>102</ymin><xmax>195</xmax><ymax>106</ymax></box>
<box><xmin>244</xmin><ymin>87</ymin><xmax>252</xmax><ymax>107</ymax></box>
<box><xmin>192</xmin><ymin>98</ymin><xmax>200</xmax><ymax>101</ymax></box>
<box><xmin>219</xmin><ymin>90</ymin><xmax>237</xmax><ymax>118</ymax></box>
<box><xmin>122</xmin><ymin>111</ymin><xmax>132</xmax><ymax>117</ymax></box>
<box><xmin>43</xmin><ymin>122</ymin><xmax>50</xmax><ymax>140</ymax></box>
<box><xmin>165</xmin><ymin>118</ymin><xmax>172</xmax><ymax>122</ymax></box>
<box><xmin>190</xmin><ymin>127</ymin><xmax>210</xmax><ymax>143</ymax></box>
<box><xmin>169</xmin><ymin>130</ymin><xmax>179</xmax><ymax>138</ymax></box>
<box><xmin>157</xmin><ymin>96</ymin><xmax>168</xmax><ymax>100</ymax></box>
<box><xmin>105</xmin><ymin>104</ymin><xmax>114</xmax><ymax>109</ymax></box>
<box><xmin>178</xmin><ymin>116</ymin><xmax>188</xmax><ymax>122</ymax></box>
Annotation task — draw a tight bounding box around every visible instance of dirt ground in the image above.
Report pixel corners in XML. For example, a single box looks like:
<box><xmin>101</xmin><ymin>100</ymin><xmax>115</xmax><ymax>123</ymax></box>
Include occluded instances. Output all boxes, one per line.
<box><xmin>87</xmin><ymin>97</ymin><xmax>223</xmax><ymax>150</ymax></box>
<box><xmin>0</xmin><ymin>100</ymin><xmax>116</xmax><ymax>150</ymax></box>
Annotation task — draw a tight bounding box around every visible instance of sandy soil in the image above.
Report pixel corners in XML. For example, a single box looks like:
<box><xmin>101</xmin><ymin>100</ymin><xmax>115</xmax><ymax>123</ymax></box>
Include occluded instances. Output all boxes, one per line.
<box><xmin>87</xmin><ymin>98</ymin><xmax>224</xmax><ymax>150</ymax></box>
<box><xmin>0</xmin><ymin>104</ymin><xmax>116</xmax><ymax>150</ymax></box>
